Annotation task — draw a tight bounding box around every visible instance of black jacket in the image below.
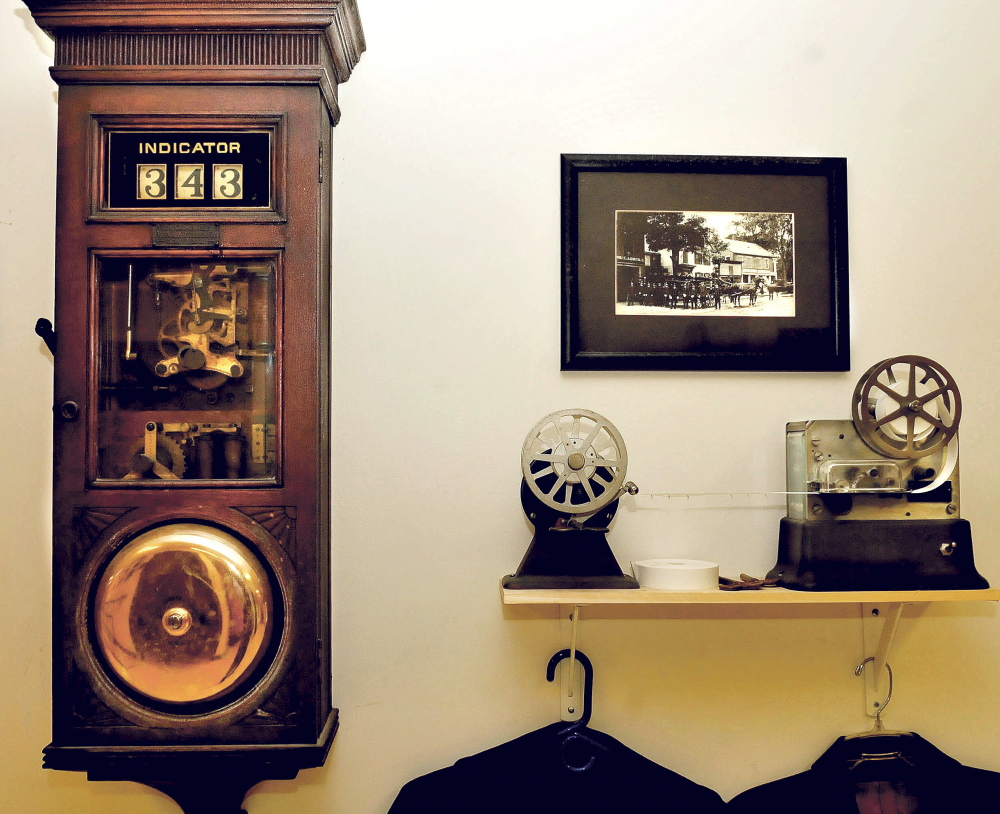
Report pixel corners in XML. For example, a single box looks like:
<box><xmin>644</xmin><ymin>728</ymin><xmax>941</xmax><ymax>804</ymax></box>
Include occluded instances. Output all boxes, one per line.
<box><xmin>728</xmin><ymin>732</ymin><xmax>1000</xmax><ymax>813</ymax></box>
<box><xmin>388</xmin><ymin>722</ymin><xmax>726</xmax><ymax>813</ymax></box>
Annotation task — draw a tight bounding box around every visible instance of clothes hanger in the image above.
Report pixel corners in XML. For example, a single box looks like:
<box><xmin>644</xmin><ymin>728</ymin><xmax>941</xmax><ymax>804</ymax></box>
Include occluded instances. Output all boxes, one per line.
<box><xmin>546</xmin><ymin>649</ymin><xmax>608</xmax><ymax>772</ymax></box>
<box><xmin>841</xmin><ymin>657</ymin><xmax>919</xmax><ymax>772</ymax></box>
<box><xmin>546</xmin><ymin>649</ymin><xmax>593</xmax><ymax>728</ymax></box>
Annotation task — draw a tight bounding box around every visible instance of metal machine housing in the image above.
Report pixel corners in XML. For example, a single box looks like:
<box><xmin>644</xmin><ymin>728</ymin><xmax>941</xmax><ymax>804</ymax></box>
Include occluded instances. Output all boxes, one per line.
<box><xmin>769</xmin><ymin>419</ymin><xmax>987</xmax><ymax>591</ymax></box>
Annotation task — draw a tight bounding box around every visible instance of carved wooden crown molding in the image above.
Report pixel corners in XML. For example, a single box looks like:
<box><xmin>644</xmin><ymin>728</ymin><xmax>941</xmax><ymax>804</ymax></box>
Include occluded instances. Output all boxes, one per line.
<box><xmin>22</xmin><ymin>0</ymin><xmax>365</xmax><ymax>120</ymax></box>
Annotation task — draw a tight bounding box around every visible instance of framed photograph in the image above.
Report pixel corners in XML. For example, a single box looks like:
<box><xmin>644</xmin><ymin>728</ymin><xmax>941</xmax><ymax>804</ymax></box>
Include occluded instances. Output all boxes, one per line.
<box><xmin>561</xmin><ymin>154</ymin><xmax>848</xmax><ymax>371</ymax></box>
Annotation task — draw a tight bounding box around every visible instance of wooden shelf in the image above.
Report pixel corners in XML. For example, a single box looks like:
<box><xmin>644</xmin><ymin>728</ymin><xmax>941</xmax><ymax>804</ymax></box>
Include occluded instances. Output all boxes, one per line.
<box><xmin>501</xmin><ymin>585</ymin><xmax>1000</xmax><ymax>606</ymax></box>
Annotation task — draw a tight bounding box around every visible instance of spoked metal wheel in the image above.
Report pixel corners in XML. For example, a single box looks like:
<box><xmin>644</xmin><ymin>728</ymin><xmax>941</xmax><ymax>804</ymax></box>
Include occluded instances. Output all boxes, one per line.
<box><xmin>852</xmin><ymin>355</ymin><xmax>961</xmax><ymax>459</ymax></box>
<box><xmin>521</xmin><ymin>409</ymin><xmax>628</xmax><ymax>515</ymax></box>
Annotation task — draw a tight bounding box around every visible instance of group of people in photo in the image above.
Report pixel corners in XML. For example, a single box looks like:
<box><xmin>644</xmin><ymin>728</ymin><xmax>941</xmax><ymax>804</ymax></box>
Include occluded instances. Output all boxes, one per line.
<box><xmin>623</xmin><ymin>272</ymin><xmax>788</xmax><ymax>311</ymax></box>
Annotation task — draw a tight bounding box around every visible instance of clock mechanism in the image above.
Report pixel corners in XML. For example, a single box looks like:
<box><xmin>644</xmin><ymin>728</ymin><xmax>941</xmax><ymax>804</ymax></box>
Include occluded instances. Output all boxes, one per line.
<box><xmin>97</xmin><ymin>257</ymin><xmax>277</xmax><ymax>483</ymax></box>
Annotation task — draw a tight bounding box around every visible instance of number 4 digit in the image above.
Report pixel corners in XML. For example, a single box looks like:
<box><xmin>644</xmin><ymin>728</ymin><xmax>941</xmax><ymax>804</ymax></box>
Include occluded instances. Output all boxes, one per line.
<box><xmin>175</xmin><ymin>164</ymin><xmax>205</xmax><ymax>200</ymax></box>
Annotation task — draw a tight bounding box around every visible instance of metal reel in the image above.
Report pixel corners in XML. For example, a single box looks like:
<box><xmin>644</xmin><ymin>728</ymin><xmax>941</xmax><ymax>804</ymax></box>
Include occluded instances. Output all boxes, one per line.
<box><xmin>521</xmin><ymin>409</ymin><xmax>628</xmax><ymax>516</ymax></box>
<box><xmin>851</xmin><ymin>355</ymin><xmax>961</xmax><ymax>459</ymax></box>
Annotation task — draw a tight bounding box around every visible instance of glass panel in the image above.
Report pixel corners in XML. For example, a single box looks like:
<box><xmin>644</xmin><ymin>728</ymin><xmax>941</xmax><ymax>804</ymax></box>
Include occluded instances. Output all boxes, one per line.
<box><xmin>97</xmin><ymin>257</ymin><xmax>277</xmax><ymax>482</ymax></box>
<box><xmin>93</xmin><ymin>523</ymin><xmax>275</xmax><ymax>705</ymax></box>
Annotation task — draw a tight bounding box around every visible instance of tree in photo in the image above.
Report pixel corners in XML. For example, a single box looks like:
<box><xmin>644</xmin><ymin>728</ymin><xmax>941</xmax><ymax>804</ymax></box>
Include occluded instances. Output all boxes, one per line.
<box><xmin>644</xmin><ymin>212</ymin><xmax>713</xmax><ymax>273</ymax></box>
<box><xmin>704</xmin><ymin>230</ymin><xmax>730</xmax><ymax>267</ymax></box>
<box><xmin>729</xmin><ymin>213</ymin><xmax>794</xmax><ymax>284</ymax></box>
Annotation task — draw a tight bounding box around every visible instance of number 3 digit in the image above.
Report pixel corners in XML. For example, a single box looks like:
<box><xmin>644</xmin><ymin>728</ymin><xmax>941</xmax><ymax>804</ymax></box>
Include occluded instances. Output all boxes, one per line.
<box><xmin>215</xmin><ymin>166</ymin><xmax>243</xmax><ymax>200</ymax></box>
<box><xmin>138</xmin><ymin>165</ymin><xmax>167</xmax><ymax>200</ymax></box>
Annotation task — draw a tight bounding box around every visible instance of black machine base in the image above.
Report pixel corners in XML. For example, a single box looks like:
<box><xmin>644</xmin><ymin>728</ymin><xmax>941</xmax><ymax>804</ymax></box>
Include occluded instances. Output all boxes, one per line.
<box><xmin>768</xmin><ymin>517</ymin><xmax>989</xmax><ymax>591</ymax></box>
<box><xmin>42</xmin><ymin>710</ymin><xmax>338</xmax><ymax>814</ymax></box>
<box><xmin>503</xmin><ymin>527</ymin><xmax>638</xmax><ymax>590</ymax></box>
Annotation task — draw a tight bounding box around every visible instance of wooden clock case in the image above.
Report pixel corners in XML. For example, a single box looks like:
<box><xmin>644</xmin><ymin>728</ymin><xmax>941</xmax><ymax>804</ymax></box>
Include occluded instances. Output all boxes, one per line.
<box><xmin>20</xmin><ymin>2</ymin><xmax>364</xmax><ymax>811</ymax></box>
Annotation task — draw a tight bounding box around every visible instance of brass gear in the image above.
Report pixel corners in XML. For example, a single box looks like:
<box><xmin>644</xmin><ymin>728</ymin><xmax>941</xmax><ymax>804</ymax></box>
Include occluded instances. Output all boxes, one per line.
<box><xmin>126</xmin><ymin>433</ymin><xmax>187</xmax><ymax>479</ymax></box>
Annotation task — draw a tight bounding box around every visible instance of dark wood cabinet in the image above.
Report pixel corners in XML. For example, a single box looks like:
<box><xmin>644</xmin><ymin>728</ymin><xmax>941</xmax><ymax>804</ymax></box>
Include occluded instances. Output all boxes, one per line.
<box><xmin>20</xmin><ymin>2</ymin><xmax>364</xmax><ymax>811</ymax></box>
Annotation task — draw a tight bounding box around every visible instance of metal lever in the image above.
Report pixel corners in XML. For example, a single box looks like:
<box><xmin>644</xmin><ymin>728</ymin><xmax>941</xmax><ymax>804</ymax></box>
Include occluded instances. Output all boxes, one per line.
<box><xmin>35</xmin><ymin>318</ymin><xmax>56</xmax><ymax>355</ymax></box>
<box><xmin>563</xmin><ymin>482</ymin><xmax>639</xmax><ymax>530</ymax></box>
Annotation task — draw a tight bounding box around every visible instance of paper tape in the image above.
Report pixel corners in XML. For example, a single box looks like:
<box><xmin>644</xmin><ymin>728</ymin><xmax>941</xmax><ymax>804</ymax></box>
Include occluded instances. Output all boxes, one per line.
<box><xmin>632</xmin><ymin>558</ymin><xmax>719</xmax><ymax>591</ymax></box>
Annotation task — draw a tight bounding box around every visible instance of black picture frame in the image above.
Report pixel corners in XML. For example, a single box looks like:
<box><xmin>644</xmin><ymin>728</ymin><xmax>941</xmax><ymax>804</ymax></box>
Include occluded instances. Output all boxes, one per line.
<box><xmin>561</xmin><ymin>154</ymin><xmax>849</xmax><ymax>371</ymax></box>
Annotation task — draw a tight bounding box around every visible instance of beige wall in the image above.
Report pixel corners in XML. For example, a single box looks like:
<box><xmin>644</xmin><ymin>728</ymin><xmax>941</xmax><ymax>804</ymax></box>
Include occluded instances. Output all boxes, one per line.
<box><xmin>5</xmin><ymin>1</ymin><xmax>1000</xmax><ymax>811</ymax></box>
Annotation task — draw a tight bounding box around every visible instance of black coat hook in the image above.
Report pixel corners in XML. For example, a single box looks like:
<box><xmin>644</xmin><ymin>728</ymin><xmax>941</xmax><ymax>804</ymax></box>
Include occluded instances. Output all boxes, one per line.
<box><xmin>546</xmin><ymin>649</ymin><xmax>606</xmax><ymax>772</ymax></box>
<box><xmin>35</xmin><ymin>318</ymin><xmax>56</xmax><ymax>356</ymax></box>
<box><xmin>546</xmin><ymin>649</ymin><xmax>594</xmax><ymax>728</ymax></box>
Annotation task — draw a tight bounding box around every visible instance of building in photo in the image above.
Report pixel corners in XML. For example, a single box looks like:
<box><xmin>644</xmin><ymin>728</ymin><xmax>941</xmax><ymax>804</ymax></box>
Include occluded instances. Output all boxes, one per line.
<box><xmin>718</xmin><ymin>239</ymin><xmax>778</xmax><ymax>285</ymax></box>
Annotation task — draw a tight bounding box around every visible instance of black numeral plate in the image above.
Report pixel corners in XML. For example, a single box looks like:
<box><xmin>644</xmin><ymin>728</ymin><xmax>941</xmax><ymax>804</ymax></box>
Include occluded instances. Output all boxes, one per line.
<box><xmin>107</xmin><ymin>131</ymin><xmax>270</xmax><ymax>209</ymax></box>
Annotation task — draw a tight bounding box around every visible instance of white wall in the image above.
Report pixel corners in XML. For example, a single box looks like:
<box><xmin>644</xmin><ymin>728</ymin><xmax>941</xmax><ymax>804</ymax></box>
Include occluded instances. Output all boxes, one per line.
<box><xmin>4</xmin><ymin>1</ymin><xmax>1000</xmax><ymax>811</ymax></box>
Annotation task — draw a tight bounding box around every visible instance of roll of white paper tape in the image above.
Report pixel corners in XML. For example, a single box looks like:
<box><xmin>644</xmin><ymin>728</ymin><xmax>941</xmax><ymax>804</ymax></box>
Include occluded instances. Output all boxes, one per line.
<box><xmin>631</xmin><ymin>559</ymin><xmax>719</xmax><ymax>591</ymax></box>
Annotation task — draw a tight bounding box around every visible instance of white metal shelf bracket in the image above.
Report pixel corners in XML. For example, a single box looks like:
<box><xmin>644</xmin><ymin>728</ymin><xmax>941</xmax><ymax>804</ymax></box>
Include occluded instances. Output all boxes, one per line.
<box><xmin>557</xmin><ymin>604</ymin><xmax>584</xmax><ymax>722</ymax></box>
<box><xmin>860</xmin><ymin>602</ymin><xmax>903</xmax><ymax>717</ymax></box>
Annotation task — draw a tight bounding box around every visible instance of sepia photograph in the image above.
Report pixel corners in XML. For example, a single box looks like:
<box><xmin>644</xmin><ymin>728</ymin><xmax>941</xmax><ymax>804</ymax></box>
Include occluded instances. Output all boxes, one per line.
<box><xmin>562</xmin><ymin>154</ymin><xmax>848</xmax><ymax>371</ymax></box>
<box><xmin>615</xmin><ymin>210</ymin><xmax>795</xmax><ymax>317</ymax></box>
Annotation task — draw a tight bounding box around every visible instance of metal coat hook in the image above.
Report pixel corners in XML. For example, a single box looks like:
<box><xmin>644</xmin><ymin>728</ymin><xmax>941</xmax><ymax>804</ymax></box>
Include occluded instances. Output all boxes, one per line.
<box><xmin>856</xmin><ymin>656</ymin><xmax>893</xmax><ymax>727</ymax></box>
<box><xmin>861</xmin><ymin>602</ymin><xmax>903</xmax><ymax>712</ymax></box>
